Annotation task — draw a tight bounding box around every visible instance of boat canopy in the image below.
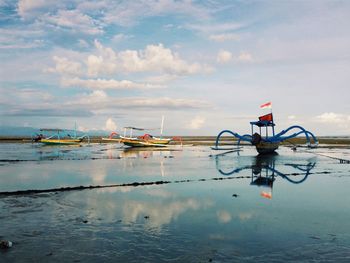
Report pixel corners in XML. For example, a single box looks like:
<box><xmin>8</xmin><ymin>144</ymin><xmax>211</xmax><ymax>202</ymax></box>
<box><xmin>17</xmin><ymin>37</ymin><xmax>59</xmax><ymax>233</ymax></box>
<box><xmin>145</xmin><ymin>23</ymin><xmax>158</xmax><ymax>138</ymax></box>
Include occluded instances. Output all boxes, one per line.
<box><xmin>123</xmin><ymin>127</ymin><xmax>159</xmax><ymax>131</ymax></box>
<box><xmin>40</xmin><ymin>128</ymin><xmax>65</xmax><ymax>132</ymax></box>
<box><xmin>123</xmin><ymin>127</ymin><xmax>146</xmax><ymax>131</ymax></box>
<box><xmin>250</xmin><ymin>120</ymin><xmax>275</xmax><ymax>127</ymax></box>
<box><xmin>250</xmin><ymin>113</ymin><xmax>275</xmax><ymax>127</ymax></box>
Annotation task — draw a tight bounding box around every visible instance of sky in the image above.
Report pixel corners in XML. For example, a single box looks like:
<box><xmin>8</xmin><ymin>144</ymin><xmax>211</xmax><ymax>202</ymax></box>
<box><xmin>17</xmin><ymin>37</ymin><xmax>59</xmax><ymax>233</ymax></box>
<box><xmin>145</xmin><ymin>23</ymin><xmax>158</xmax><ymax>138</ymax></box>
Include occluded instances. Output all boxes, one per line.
<box><xmin>1</xmin><ymin>0</ymin><xmax>350</xmax><ymax>136</ymax></box>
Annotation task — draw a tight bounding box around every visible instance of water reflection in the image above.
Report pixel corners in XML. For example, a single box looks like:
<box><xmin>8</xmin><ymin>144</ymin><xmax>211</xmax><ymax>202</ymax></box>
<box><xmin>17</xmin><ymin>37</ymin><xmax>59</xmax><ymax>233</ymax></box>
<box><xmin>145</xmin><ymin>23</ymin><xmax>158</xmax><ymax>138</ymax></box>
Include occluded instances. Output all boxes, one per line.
<box><xmin>118</xmin><ymin>148</ymin><xmax>182</xmax><ymax>177</ymax></box>
<box><xmin>215</xmin><ymin>153</ymin><xmax>316</xmax><ymax>199</ymax></box>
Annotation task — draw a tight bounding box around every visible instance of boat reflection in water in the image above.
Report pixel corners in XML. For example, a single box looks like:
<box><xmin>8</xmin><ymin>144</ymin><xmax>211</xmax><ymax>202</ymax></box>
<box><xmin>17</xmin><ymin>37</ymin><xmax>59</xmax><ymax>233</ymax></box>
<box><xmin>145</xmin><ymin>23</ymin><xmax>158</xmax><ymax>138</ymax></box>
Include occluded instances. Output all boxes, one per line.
<box><xmin>116</xmin><ymin>147</ymin><xmax>183</xmax><ymax>177</ymax></box>
<box><xmin>215</xmin><ymin>153</ymin><xmax>316</xmax><ymax>199</ymax></box>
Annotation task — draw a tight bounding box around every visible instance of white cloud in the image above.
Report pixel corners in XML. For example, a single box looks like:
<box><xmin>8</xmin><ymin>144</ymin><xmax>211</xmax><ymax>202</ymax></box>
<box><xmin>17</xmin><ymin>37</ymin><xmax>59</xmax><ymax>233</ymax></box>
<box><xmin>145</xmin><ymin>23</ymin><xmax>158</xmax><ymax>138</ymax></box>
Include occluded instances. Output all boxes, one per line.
<box><xmin>217</xmin><ymin>50</ymin><xmax>232</xmax><ymax>64</ymax></box>
<box><xmin>48</xmin><ymin>41</ymin><xmax>209</xmax><ymax>81</ymax></box>
<box><xmin>144</xmin><ymin>74</ymin><xmax>178</xmax><ymax>84</ymax></box>
<box><xmin>115</xmin><ymin>98</ymin><xmax>210</xmax><ymax>109</ymax></box>
<box><xmin>77</xmin><ymin>90</ymin><xmax>108</xmax><ymax>104</ymax></box>
<box><xmin>316</xmin><ymin>112</ymin><xmax>348</xmax><ymax>124</ymax></box>
<box><xmin>17</xmin><ymin>0</ymin><xmax>53</xmax><ymax>18</ymax></box>
<box><xmin>111</xmin><ymin>33</ymin><xmax>133</xmax><ymax>43</ymax></box>
<box><xmin>77</xmin><ymin>1</ymin><xmax>108</xmax><ymax>12</ymax></box>
<box><xmin>103</xmin><ymin>0</ymin><xmax>211</xmax><ymax>27</ymax></box>
<box><xmin>2</xmin><ymin>88</ymin><xmax>53</xmax><ymax>104</ymax></box>
<box><xmin>105</xmin><ymin>118</ymin><xmax>117</xmax><ymax>131</ymax></box>
<box><xmin>15</xmin><ymin>88</ymin><xmax>53</xmax><ymax>101</ymax></box>
<box><xmin>78</xmin><ymin>125</ymin><xmax>90</xmax><ymax>132</ymax></box>
<box><xmin>238</xmin><ymin>51</ymin><xmax>253</xmax><ymax>62</ymax></box>
<box><xmin>46</xmin><ymin>56</ymin><xmax>83</xmax><ymax>76</ymax></box>
<box><xmin>0</xmin><ymin>41</ymin><xmax>44</xmax><ymax>49</ymax></box>
<box><xmin>118</xmin><ymin>43</ymin><xmax>206</xmax><ymax>74</ymax></box>
<box><xmin>78</xmin><ymin>39</ymin><xmax>90</xmax><ymax>48</ymax></box>
<box><xmin>187</xmin><ymin>22</ymin><xmax>244</xmax><ymax>34</ymax></box>
<box><xmin>67</xmin><ymin>95</ymin><xmax>210</xmax><ymax>111</ymax></box>
<box><xmin>314</xmin><ymin>112</ymin><xmax>350</xmax><ymax>134</ymax></box>
<box><xmin>0</xmin><ymin>28</ymin><xmax>45</xmax><ymax>49</ymax></box>
<box><xmin>163</xmin><ymin>24</ymin><xmax>174</xmax><ymax>29</ymax></box>
<box><xmin>61</xmin><ymin>77</ymin><xmax>163</xmax><ymax>90</ymax></box>
<box><xmin>101</xmin><ymin>41</ymin><xmax>204</xmax><ymax>74</ymax></box>
<box><xmin>86</xmin><ymin>54</ymin><xmax>117</xmax><ymax>77</ymax></box>
<box><xmin>209</xmin><ymin>33</ymin><xmax>240</xmax><ymax>42</ymax></box>
<box><xmin>40</xmin><ymin>9</ymin><xmax>103</xmax><ymax>35</ymax></box>
<box><xmin>189</xmin><ymin>116</ymin><xmax>206</xmax><ymax>129</ymax></box>
<box><xmin>94</xmin><ymin>40</ymin><xmax>117</xmax><ymax>59</ymax></box>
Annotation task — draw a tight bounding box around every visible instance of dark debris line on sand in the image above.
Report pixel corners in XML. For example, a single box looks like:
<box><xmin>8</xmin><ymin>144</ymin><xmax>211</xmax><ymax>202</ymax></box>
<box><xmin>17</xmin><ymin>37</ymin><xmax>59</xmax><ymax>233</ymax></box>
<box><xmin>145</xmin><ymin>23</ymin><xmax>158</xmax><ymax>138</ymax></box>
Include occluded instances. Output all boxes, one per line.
<box><xmin>0</xmin><ymin>171</ymin><xmax>334</xmax><ymax>197</ymax></box>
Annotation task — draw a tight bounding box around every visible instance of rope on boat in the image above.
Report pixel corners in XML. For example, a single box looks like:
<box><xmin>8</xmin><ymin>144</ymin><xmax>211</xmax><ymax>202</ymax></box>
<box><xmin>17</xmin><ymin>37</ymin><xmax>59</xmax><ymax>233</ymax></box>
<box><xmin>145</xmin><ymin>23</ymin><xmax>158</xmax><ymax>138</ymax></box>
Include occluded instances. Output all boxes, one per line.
<box><xmin>305</xmin><ymin>152</ymin><xmax>350</xmax><ymax>164</ymax></box>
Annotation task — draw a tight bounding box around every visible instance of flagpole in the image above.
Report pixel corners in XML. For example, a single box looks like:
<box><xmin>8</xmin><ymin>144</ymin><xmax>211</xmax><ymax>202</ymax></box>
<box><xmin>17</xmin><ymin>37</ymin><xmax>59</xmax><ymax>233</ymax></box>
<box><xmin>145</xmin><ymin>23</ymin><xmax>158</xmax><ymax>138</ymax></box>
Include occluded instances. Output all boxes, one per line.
<box><xmin>160</xmin><ymin>115</ymin><xmax>164</xmax><ymax>138</ymax></box>
<box><xmin>270</xmin><ymin>103</ymin><xmax>275</xmax><ymax>136</ymax></box>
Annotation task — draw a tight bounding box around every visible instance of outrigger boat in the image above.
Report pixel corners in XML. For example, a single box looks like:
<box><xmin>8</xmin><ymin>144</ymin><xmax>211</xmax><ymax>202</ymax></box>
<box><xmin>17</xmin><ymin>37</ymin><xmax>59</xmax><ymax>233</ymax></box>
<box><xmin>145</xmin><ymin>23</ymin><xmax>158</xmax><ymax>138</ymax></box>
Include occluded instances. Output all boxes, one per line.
<box><xmin>213</xmin><ymin>103</ymin><xmax>318</xmax><ymax>154</ymax></box>
<box><xmin>119</xmin><ymin>127</ymin><xmax>172</xmax><ymax>147</ymax></box>
<box><xmin>32</xmin><ymin>127</ymin><xmax>90</xmax><ymax>145</ymax></box>
<box><xmin>102</xmin><ymin>116</ymin><xmax>172</xmax><ymax>147</ymax></box>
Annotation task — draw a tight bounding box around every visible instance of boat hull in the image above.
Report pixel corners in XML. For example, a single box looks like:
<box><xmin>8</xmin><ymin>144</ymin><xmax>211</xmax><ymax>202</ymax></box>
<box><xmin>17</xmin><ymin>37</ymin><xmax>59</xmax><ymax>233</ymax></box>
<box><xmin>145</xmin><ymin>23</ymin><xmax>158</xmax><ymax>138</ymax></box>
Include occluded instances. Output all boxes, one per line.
<box><xmin>255</xmin><ymin>142</ymin><xmax>279</xmax><ymax>154</ymax></box>
<box><xmin>40</xmin><ymin>139</ymin><xmax>83</xmax><ymax>145</ymax></box>
<box><xmin>120</xmin><ymin>137</ymin><xmax>171</xmax><ymax>147</ymax></box>
<box><xmin>101</xmin><ymin>138</ymin><xmax>121</xmax><ymax>142</ymax></box>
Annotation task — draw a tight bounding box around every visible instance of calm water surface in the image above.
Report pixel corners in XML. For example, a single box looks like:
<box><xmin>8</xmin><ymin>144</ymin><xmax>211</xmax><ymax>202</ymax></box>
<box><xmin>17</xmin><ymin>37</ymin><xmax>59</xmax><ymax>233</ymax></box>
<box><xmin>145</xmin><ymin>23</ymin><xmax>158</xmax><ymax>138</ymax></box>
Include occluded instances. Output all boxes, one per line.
<box><xmin>0</xmin><ymin>143</ymin><xmax>350</xmax><ymax>262</ymax></box>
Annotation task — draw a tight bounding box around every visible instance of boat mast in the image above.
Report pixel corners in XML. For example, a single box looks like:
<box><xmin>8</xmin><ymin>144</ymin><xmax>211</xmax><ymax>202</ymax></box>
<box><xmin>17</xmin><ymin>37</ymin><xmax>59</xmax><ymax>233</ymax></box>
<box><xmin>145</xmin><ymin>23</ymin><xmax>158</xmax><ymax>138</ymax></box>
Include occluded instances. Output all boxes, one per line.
<box><xmin>160</xmin><ymin>115</ymin><xmax>164</xmax><ymax>138</ymax></box>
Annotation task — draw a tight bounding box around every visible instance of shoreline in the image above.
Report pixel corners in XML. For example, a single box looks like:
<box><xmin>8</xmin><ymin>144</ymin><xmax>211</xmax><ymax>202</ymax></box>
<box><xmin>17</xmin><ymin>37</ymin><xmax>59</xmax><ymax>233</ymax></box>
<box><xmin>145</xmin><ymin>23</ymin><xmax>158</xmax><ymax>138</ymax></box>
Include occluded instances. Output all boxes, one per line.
<box><xmin>0</xmin><ymin>136</ymin><xmax>350</xmax><ymax>146</ymax></box>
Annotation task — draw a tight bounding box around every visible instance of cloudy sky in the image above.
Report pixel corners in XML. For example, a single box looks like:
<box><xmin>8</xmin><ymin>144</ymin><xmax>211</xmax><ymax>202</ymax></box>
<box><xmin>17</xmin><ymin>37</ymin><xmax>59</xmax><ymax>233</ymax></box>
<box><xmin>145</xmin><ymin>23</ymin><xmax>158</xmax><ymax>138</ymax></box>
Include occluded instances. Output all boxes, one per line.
<box><xmin>1</xmin><ymin>0</ymin><xmax>350</xmax><ymax>136</ymax></box>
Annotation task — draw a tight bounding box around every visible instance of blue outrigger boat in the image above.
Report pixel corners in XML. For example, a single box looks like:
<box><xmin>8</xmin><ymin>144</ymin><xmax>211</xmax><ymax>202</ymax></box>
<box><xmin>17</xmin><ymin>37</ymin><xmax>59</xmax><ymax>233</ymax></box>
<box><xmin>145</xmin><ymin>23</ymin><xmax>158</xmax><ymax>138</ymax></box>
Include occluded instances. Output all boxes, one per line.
<box><xmin>213</xmin><ymin>110</ymin><xmax>318</xmax><ymax>154</ymax></box>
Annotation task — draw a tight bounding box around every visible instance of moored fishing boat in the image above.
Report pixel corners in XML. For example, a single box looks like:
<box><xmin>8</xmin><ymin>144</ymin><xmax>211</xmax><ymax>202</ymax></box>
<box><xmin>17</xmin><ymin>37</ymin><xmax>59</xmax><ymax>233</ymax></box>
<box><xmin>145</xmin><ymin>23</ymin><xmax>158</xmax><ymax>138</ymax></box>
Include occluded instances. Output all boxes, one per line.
<box><xmin>32</xmin><ymin>127</ymin><xmax>89</xmax><ymax>145</ymax></box>
<box><xmin>119</xmin><ymin>132</ymin><xmax>171</xmax><ymax>147</ymax></box>
<box><xmin>103</xmin><ymin>116</ymin><xmax>172</xmax><ymax>147</ymax></box>
<box><xmin>213</xmin><ymin>102</ymin><xmax>318</xmax><ymax>154</ymax></box>
<box><xmin>40</xmin><ymin>137</ymin><xmax>84</xmax><ymax>145</ymax></box>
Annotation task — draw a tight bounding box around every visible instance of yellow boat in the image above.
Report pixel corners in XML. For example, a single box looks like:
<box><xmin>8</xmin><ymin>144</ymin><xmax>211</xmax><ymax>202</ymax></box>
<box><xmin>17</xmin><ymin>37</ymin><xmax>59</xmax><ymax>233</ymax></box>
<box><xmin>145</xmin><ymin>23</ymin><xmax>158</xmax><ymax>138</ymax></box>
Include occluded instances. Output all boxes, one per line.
<box><xmin>40</xmin><ymin>138</ymin><xmax>83</xmax><ymax>145</ymax></box>
<box><xmin>119</xmin><ymin>135</ymin><xmax>171</xmax><ymax>147</ymax></box>
<box><xmin>33</xmin><ymin>128</ymin><xmax>89</xmax><ymax>145</ymax></box>
<box><xmin>103</xmin><ymin>116</ymin><xmax>172</xmax><ymax>147</ymax></box>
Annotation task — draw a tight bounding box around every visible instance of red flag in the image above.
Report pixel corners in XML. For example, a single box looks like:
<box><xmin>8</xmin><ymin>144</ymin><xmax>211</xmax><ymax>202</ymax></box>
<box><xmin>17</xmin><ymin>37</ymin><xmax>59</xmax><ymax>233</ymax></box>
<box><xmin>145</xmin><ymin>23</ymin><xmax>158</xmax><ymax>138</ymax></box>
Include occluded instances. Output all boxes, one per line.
<box><xmin>260</xmin><ymin>102</ymin><xmax>272</xmax><ymax>109</ymax></box>
<box><xmin>259</xmin><ymin>113</ymin><xmax>273</xmax><ymax>122</ymax></box>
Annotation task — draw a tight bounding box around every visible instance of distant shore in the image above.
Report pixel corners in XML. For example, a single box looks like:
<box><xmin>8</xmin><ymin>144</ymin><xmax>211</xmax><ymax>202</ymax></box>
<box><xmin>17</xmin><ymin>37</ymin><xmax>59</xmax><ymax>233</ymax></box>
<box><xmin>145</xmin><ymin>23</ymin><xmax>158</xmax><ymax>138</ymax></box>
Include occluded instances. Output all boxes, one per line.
<box><xmin>1</xmin><ymin>136</ymin><xmax>350</xmax><ymax>146</ymax></box>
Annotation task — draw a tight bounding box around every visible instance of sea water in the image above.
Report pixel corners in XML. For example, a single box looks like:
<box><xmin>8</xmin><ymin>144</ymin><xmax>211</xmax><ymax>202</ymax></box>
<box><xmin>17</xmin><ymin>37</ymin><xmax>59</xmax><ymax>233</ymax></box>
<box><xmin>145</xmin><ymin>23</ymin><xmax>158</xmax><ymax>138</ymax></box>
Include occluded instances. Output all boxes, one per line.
<box><xmin>0</xmin><ymin>143</ymin><xmax>350</xmax><ymax>262</ymax></box>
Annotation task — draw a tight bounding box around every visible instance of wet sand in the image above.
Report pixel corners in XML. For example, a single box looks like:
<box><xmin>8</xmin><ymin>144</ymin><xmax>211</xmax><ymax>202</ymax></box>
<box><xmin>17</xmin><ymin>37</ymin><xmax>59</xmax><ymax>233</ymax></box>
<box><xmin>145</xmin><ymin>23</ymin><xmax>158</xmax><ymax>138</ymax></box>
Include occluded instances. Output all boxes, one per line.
<box><xmin>1</xmin><ymin>143</ymin><xmax>350</xmax><ymax>262</ymax></box>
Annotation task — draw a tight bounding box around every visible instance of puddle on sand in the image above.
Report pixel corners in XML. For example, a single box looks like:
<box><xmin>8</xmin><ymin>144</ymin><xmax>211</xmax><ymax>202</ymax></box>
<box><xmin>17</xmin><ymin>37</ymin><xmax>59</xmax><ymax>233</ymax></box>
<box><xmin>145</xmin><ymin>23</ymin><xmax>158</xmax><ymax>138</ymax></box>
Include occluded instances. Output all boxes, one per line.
<box><xmin>0</xmin><ymin>143</ymin><xmax>350</xmax><ymax>262</ymax></box>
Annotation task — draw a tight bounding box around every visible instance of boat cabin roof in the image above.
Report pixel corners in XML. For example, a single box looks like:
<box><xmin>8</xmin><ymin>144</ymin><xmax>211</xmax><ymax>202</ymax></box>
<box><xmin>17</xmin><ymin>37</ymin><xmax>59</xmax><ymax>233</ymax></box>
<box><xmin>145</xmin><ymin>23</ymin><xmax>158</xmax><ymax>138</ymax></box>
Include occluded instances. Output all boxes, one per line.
<box><xmin>250</xmin><ymin>113</ymin><xmax>275</xmax><ymax>127</ymax></box>
<box><xmin>40</xmin><ymin>128</ymin><xmax>65</xmax><ymax>132</ymax></box>
<box><xmin>124</xmin><ymin>127</ymin><xmax>144</xmax><ymax>130</ymax></box>
<box><xmin>123</xmin><ymin>126</ymin><xmax>159</xmax><ymax>131</ymax></box>
<box><xmin>250</xmin><ymin>120</ymin><xmax>275</xmax><ymax>127</ymax></box>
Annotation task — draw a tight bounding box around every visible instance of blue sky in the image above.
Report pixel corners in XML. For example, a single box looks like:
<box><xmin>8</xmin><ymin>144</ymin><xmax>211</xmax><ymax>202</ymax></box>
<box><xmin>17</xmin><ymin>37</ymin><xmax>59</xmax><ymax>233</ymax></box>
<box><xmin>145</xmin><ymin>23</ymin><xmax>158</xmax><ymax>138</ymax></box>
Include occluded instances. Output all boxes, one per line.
<box><xmin>1</xmin><ymin>0</ymin><xmax>350</xmax><ymax>136</ymax></box>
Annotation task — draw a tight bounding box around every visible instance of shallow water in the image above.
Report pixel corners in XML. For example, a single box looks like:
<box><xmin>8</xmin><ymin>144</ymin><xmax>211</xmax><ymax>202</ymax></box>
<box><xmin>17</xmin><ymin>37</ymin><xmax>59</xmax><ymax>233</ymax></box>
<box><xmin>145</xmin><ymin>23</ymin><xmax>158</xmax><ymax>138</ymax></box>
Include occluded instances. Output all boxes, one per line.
<box><xmin>0</xmin><ymin>143</ymin><xmax>350</xmax><ymax>262</ymax></box>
